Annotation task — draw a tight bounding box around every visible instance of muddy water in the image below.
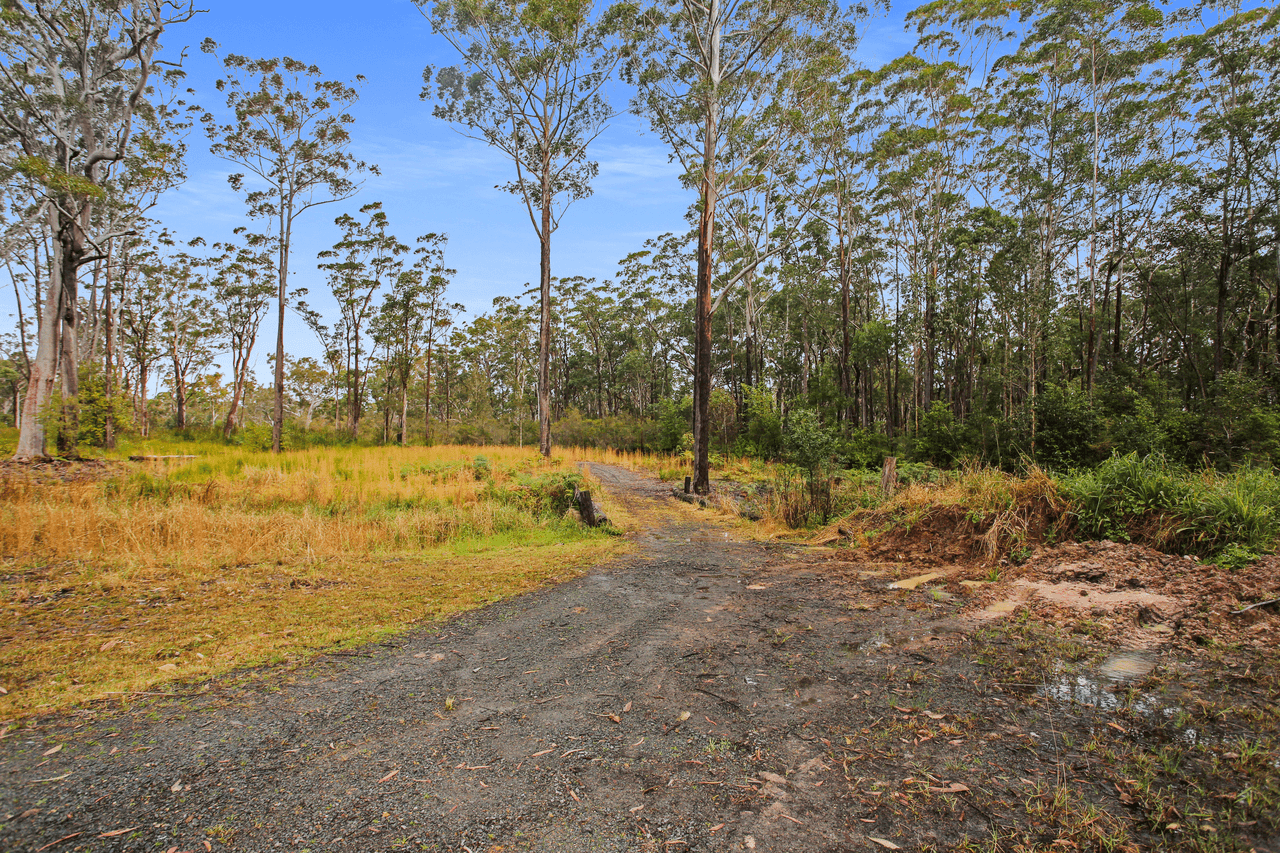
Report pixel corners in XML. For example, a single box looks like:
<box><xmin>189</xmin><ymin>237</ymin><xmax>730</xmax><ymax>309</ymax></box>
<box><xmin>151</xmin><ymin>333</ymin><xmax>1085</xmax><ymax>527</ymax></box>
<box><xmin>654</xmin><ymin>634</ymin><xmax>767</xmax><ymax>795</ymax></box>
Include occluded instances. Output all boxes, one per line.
<box><xmin>1037</xmin><ymin>650</ymin><xmax>1211</xmax><ymax>743</ymax></box>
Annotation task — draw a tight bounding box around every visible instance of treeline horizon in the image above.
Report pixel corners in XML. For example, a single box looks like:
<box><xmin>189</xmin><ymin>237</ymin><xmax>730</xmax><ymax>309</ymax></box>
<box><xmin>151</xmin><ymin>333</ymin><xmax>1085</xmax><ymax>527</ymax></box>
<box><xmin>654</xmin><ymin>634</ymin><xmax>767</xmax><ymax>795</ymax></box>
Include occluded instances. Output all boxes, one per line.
<box><xmin>2</xmin><ymin>0</ymin><xmax>1277</xmax><ymax>474</ymax></box>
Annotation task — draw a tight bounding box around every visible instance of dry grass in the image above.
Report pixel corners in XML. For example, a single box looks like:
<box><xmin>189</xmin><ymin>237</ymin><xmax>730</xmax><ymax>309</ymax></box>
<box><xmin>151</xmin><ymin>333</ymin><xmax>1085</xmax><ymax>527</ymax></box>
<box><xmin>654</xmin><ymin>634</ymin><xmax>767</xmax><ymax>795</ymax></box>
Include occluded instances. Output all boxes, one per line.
<box><xmin>818</xmin><ymin>463</ymin><xmax>1069</xmax><ymax>561</ymax></box>
<box><xmin>0</xmin><ymin>444</ymin><xmax>628</xmax><ymax>720</ymax></box>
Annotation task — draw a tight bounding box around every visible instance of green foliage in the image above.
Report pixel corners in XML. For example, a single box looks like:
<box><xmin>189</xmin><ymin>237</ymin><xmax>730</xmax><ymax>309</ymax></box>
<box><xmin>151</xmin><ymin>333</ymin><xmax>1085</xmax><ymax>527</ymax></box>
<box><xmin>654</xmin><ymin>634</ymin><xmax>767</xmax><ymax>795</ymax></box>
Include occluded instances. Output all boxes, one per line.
<box><xmin>1061</xmin><ymin>453</ymin><xmax>1280</xmax><ymax>565</ymax></box>
<box><xmin>836</xmin><ymin>427</ymin><xmax>888</xmax><ymax>470</ymax></box>
<box><xmin>483</xmin><ymin>470</ymin><xmax>581</xmax><ymax>518</ymax></box>
<box><xmin>912</xmin><ymin>401</ymin><xmax>961</xmax><ymax>467</ymax></box>
<box><xmin>1032</xmin><ymin>384</ymin><xmax>1103</xmax><ymax>470</ymax></box>
<box><xmin>738</xmin><ymin>385</ymin><xmax>782</xmax><ymax>459</ymax></box>
<box><xmin>783</xmin><ymin>408</ymin><xmax>835</xmax><ymax>473</ymax></box>
<box><xmin>1062</xmin><ymin>453</ymin><xmax>1190</xmax><ymax>542</ymax></box>
<box><xmin>655</xmin><ymin>396</ymin><xmax>692</xmax><ymax>453</ymax></box>
<box><xmin>235</xmin><ymin>423</ymin><xmax>275</xmax><ymax>452</ymax></box>
<box><xmin>77</xmin><ymin>366</ymin><xmax>132</xmax><ymax>448</ymax></box>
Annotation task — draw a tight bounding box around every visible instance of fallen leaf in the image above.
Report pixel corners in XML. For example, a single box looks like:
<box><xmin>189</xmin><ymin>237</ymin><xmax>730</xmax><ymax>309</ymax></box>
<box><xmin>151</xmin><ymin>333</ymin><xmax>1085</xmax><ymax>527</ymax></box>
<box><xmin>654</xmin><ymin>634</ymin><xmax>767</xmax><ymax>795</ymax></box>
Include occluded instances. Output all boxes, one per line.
<box><xmin>709</xmin><ymin>823</ymin><xmax>725</xmax><ymax>833</ymax></box>
<box><xmin>570</xmin><ymin>789</ymin><xmax>581</xmax><ymax>802</ymax></box>
<box><xmin>630</xmin><ymin>805</ymin><xmax>644</xmax><ymax>813</ymax></box>
<box><xmin>158</xmin><ymin>663</ymin><xmax>178</xmax><ymax>673</ymax></box>
<box><xmin>17</xmin><ymin>808</ymin><xmax>39</xmax><ymax>819</ymax></box>
<box><xmin>378</xmin><ymin>769</ymin><xmax>399</xmax><ymax>783</ymax></box>
<box><xmin>927</xmin><ymin>782</ymin><xmax>970</xmax><ymax>793</ymax></box>
<box><xmin>746</xmin><ymin>584</ymin><xmax>769</xmax><ymax>590</ymax></box>
<box><xmin>170</xmin><ymin>779</ymin><xmax>183</xmax><ymax>793</ymax></box>
<box><xmin>204</xmin><ymin>841</ymin><xmax>213</xmax><ymax>852</ymax></box>
<box><xmin>34</xmin><ymin>832</ymin><xmax>81</xmax><ymax>851</ymax></box>
<box><xmin>623</xmin><ymin>701</ymin><xmax>633</xmax><ymax>713</ymax></box>
<box><xmin>0</xmin><ymin>685</ymin><xmax>7</xmax><ymax>695</ymax></box>
<box><xmin>677</xmin><ymin>711</ymin><xmax>691</xmax><ymax>723</ymax></box>
<box><xmin>100</xmin><ymin>639</ymin><xmax>120</xmax><ymax>652</ymax></box>
<box><xmin>924</xmin><ymin>711</ymin><xmax>945</xmax><ymax>720</ymax></box>
<box><xmin>98</xmin><ymin>826</ymin><xmax>140</xmax><ymax>838</ymax></box>
<box><xmin>868</xmin><ymin>838</ymin><xmax>902</xmax><ymax>850</ymax></box>
<box><xmin>413</xmin><ymin>652</ymin><xmax>427</xmax><ymax>658</ymax></box>
<box><xmin>42</xmin><ymin>745</ymin><xmax>62</xmax><ymax>757</ymax></box>
<box><xmin>607</xmin><ymin>714</ymin><xmax>621</xmax><ymax>724</ymax></box>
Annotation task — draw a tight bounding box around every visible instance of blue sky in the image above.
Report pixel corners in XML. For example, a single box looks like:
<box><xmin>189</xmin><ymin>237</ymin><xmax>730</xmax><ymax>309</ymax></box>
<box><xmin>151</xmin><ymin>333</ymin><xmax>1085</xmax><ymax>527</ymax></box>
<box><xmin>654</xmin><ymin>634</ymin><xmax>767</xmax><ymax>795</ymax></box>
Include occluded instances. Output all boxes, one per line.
<box><xmin>0</xmin><ymin>2</ymin><xmax>917</xmax><ymax>372</ymax></box>
<box><xmin>141</xmin><ymin>0</ymin><xmax>917</xmax><ymax>369</ymax></box>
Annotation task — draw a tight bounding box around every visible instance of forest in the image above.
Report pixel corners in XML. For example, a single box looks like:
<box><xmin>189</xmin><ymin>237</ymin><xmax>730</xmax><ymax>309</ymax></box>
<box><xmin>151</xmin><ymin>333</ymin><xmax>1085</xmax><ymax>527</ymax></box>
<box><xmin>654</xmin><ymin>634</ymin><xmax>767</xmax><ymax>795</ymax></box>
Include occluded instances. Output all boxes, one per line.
<box><xmin>3</xmin><ymin>4</ymin><xmax>1280</xmax><ymax>850</ymax></box>
<box><xmin>0</xmin><ymin>0</ymin><xmax>1277</xmax><ymax>480</ymax></box>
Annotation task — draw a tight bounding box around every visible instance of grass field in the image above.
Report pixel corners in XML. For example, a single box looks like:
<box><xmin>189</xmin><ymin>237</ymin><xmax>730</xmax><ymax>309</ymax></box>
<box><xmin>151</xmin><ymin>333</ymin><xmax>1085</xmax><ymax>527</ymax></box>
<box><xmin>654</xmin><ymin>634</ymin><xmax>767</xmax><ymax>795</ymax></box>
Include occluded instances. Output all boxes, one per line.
<box><xmin>0</xmin><ymin>441</ymin><xmax>645</xmax><ymax>720</ymax></box>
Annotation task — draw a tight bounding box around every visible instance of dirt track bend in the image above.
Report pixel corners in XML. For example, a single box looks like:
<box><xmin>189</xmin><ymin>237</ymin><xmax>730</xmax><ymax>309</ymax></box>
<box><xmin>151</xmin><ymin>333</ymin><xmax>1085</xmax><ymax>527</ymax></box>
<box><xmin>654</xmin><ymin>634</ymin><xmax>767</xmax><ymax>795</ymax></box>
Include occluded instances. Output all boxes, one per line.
<box><xmin>1</xmin><ymin>464</ymin><xmax>1001</xmax><ymax>852</ymax></box>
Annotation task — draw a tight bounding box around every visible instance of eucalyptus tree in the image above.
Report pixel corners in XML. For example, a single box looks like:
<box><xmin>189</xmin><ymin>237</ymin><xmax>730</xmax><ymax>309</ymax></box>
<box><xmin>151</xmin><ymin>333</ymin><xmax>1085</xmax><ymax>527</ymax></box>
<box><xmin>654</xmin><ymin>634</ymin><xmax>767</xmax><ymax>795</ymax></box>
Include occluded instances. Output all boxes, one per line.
<box><xmin>623</xmin><ymin>0</ymin><xmax>856</xmax><ymax>493</ymax></box>
<box><xmin>317</xmin><ymin>202</ymin><xmax>408</xmax><ymax>439</ymax></box>
<box><xmin>420</xmin><ymin>0</ymin><xmax>621</xmax><ymax>458</ymax></box>
<box><xmin>0</xmin><ymin>0</ymin><xmax>197</xmax><ymax>459</ymax></box>
<box><xmin>371</xmin><ymin>233</ymin><xmax>459</xmax><ymax>444</ymax></box>
<box><xmin>210</xmin><ymin>232</ymin><xmax>274</xmax><ymax>439</ymax></box>
<box><xmin>285</xmin><ymin>356</ymin><xmax>331</xmax><ymax>431</ymax></box>
<box><xmin>118</xmin><ymin>245</ymin><xmax>167</xmax><ymax>436</ymax></box>
<box><xmin>201</xmin><ymin>42</ymin><xmax>372</xmax><ymax>452</ymax></box>
<box><xmin>1170</xmin><ymin>0</ymin><xmax>1279</xmax><ymax>381</ymax></box>
<box><xmin>159</xmin><ymin>246</ymin><xmax>219</xmax><ymax>429</ymax></box>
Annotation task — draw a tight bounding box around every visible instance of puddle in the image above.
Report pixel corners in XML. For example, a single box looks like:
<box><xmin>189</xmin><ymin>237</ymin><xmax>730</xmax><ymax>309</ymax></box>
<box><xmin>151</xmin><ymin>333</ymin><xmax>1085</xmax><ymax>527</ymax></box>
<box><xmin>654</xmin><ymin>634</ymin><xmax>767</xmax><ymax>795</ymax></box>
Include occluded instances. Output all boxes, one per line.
<box><xmin>1040</xmin><ymin>651</ymin><xmax>1204</xmax><ymax>743</ymax></box>
<box><xmin>1098</xmin><ymin>650</ymin><xmax>1157</xmax><ymax>681</ymax></box>
<box><xmin>858</xmin><ymin>632</ymin><xmax>889</xmax><ymax>652</ymax></box>
<box><xmin>890</xmin><ymin>572</ymin><xmax>944</xmax><ymax>591</ymax></box>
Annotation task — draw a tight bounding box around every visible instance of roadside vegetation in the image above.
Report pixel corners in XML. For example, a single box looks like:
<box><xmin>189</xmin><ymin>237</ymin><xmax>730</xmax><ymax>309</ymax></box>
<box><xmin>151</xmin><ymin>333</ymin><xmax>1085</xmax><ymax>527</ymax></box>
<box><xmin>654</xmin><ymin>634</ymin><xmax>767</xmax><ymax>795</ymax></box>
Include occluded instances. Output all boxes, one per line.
<box><xmin>0</xmin><ymin>441</ymin><xmax>631</xmax><ymax>719</ymax></box>
<box><xmin>729</xmin><ymin>453</ymin><xmax>1280</xmax><ymax>573</ymax></box>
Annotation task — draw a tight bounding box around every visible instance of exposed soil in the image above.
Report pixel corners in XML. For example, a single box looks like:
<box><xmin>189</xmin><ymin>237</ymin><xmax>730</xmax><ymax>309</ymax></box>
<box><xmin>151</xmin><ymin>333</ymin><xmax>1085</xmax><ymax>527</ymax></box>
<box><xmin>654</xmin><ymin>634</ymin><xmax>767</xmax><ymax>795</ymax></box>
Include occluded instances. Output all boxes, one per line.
<box><xmin>1</xmin><ymin>464</ymin><xmax>1276</xmax><ymax>853</ymax></box>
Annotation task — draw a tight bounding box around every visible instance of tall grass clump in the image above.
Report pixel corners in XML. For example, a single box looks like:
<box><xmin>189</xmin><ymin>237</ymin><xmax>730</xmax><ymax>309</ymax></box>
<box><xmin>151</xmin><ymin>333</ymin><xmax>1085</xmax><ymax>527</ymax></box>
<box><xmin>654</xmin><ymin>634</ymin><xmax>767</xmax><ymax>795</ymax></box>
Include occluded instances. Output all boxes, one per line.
<box><xmin>0</xmin><ymin>444</ymin><xmax>631</xmax><ymax>718</ymax></box>
<box><xmin>0</xmin><ymin>445</ymin><xmax>596</xmax><ymax>571</ymax></box>
<box><xmin>1060</xmin><ymin>453</ymin><xmax>1280</xmax><ymax>568</ymax></box>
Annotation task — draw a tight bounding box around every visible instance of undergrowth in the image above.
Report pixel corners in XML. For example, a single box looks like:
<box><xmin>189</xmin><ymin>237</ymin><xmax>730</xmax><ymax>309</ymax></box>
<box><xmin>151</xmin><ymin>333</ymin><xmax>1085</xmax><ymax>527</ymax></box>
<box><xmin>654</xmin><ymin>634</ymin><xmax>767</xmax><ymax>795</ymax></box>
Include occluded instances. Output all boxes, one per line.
<box><xmin>0</xmin><ymin>444</ymin><xmax>626</xmax><ymax>718</ymax></box>
<box><xmin>1060</xmin><ymin>453</ymin><xmax>1280</xmax><ymax>568</ymax></box>
<box><xmin>807</xmin><ymin>453</ymin><xmax>1280</xmax><ymax>569</ymax></box>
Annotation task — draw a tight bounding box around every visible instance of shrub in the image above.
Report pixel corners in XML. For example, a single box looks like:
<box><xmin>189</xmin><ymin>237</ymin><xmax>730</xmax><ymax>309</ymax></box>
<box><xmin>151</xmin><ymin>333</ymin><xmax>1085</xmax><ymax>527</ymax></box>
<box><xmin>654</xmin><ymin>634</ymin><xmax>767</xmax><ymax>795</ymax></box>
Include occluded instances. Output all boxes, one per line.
<box><xmin>1061</xmin><ymin>453</ymin><xmax>1280</xmax><ymax>565</ymax></box>
<box><xmin>913</xmin><ymin>401</ymin><xmax>961</xmax><ymax>467</ymax></box>
<box><xmin>783</xmin><ymin>408</ymin><xmax>835</xmax><ymax>474</ymax></box>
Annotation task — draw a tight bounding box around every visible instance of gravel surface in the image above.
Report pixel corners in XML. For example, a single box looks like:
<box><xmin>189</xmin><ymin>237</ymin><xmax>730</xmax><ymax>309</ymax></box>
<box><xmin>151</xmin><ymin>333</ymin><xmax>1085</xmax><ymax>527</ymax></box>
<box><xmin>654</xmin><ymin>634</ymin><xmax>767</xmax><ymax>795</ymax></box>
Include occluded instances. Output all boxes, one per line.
<box><xmin>1</xmin><ymin>463</ymin><xmax>1276</xmax><ymax>853</ymax></box>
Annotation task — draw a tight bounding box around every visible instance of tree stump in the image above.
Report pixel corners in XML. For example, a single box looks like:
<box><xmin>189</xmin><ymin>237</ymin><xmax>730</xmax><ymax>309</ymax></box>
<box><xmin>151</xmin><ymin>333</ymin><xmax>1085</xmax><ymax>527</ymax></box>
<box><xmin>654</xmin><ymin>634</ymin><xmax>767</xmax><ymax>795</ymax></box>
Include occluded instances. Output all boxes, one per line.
<box><xmin>880</xmin><ymin>457</ymin><xmax>898</xmax><ymax>498</ymax></box>
<box><xmin>576</xmin><ymin>489</ymin><xmax>599</xmax><ymax>527</ymax></box>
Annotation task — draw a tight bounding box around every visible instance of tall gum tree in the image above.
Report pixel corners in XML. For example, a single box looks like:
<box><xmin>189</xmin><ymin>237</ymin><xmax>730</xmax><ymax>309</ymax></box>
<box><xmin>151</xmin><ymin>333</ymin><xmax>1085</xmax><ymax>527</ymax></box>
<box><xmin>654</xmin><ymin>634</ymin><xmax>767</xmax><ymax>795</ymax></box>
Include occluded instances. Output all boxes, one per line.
<box><xmin>1</xmin><ymin>0</ymin><xmax>196</xmax><ymax>460</ymax></box>
<box><xmin>622</xmin><ymin>0</ymin><xmax>859</xmax><ymax>493</ymax></box>
<box><xmin>201</xmin><ymin>43</ymin><xmax>372</xmax><ymax>453</ymax></box>
<box><xmin>419</xmin><ymin>0</ymin><xmax>621</xmax><ymax>458</ymax></box>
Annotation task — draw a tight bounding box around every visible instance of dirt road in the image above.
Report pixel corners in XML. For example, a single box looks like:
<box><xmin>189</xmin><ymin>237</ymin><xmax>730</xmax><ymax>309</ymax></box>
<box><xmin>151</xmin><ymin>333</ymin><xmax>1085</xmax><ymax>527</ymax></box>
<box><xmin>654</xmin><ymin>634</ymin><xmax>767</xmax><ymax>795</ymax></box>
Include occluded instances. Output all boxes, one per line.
<box><xmin>1</xmin><ymin>464</ymin><xmax>1275</xmax><ymax>853</ymax></box>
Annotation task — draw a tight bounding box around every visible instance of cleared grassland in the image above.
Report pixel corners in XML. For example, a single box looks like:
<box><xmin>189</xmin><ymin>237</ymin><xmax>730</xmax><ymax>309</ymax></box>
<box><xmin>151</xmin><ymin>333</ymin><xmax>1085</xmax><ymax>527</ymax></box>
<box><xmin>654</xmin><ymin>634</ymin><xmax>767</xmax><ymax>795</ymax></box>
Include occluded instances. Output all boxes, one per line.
<box><xmin>0</xmin><ymin>444</ymin><xmax>639</xmax><ymax>720</ymax></box>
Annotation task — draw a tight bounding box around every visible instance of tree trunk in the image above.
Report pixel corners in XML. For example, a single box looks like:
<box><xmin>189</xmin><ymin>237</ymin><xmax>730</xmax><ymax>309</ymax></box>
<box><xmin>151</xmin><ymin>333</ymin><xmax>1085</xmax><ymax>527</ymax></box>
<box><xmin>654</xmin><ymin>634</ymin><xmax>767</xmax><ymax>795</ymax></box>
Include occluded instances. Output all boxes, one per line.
<box><xmin>424</xmin><ymin>343</ymin><xmax>433</xmax><ymax>444</ymax></box>
<box><xmin>16</xmin><ymin>205</ymin><xmax>71</xmax><ymax>461</ymax></box>
<box><xmin>223</xmin><ymin>344</ymin><xmax>252</xmax><ymax>441</ymax></box>
<box><xmin>538</xmin><ymin>165</ymin><xmax>553</xmax><ymax>459</ymax></box>
<box><xmin>838</xmin><ymin>205</ymin><xmax>852</xmax><ymax>431</ymax></box>
<box><xmin>55</xmin><ymin>223</ymin><xmax>81</xmax><ymax>456</ymax></box>
<box><xmin>693</xmin><ymin>3</ymin><xmax>721</xmax><ymax>496</ymax></box>
<box><xmin>273</xmin><ymin>211</ymin><xmax>290</xmax><ymax>454</ymax></box>
<box><xmin>103</xmin><ymin>243</ymin><xmax>116</xmax><ymax>449</ymax></box>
